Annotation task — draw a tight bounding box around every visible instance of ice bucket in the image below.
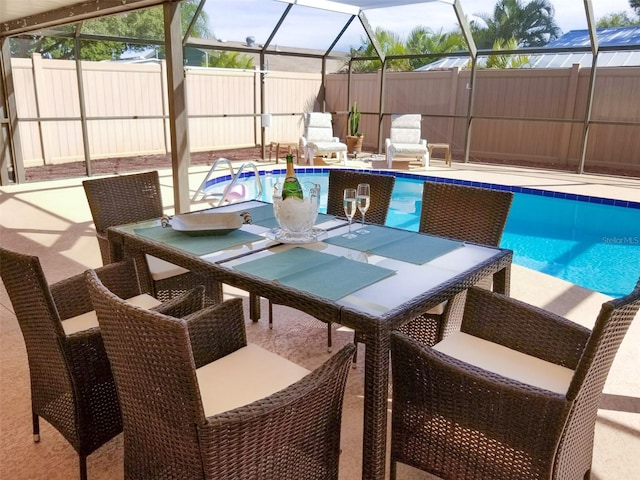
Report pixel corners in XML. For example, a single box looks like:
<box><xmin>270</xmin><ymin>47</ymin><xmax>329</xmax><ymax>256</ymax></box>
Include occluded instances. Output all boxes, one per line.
<box><xmin>272</xmin><ymin>182</ymin><xmax>321</xmax><ymax>242</ymax></box>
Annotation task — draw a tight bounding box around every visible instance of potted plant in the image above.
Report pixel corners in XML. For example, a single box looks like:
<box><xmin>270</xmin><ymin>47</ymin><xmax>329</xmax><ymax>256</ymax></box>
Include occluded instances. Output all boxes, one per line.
<box><xmin>346</xmin><ymin>102</ymin><xmax>364</xmax><ymax>155</ymax></box>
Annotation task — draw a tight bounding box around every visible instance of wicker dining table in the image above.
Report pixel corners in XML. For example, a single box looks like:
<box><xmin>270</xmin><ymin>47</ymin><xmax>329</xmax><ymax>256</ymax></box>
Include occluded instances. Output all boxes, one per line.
<box><xmin>107</xmin><ymin>200</ymin><xmax>513</xmax><ymax>480</ymax></box>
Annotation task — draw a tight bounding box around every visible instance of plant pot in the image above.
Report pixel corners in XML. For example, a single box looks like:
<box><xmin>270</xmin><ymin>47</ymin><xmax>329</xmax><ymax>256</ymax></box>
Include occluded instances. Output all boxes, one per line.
<box><xmin>346</xmin><ymin>135</ymin><xmax>364</xmax><ymax>154</ymax></box>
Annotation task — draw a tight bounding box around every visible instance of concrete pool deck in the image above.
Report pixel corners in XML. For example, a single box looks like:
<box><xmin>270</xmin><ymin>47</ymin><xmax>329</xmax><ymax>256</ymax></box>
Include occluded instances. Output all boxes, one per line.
<box><xmin>1</xmin><ymin>159</ymin><xmax>639</xmax><ymax>479</ymax></box>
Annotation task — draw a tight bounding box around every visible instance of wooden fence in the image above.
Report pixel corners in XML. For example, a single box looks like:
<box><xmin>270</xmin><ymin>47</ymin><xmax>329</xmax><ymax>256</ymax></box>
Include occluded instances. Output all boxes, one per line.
<box><xmin>326</xmin><ymin>65</ymin><xmax>640</xmax><ymax>173</ymax></box>
<box><xmin>7</xmin><ymin>55</ymin><xmax>640</xmax><ymax>173</ymax></box>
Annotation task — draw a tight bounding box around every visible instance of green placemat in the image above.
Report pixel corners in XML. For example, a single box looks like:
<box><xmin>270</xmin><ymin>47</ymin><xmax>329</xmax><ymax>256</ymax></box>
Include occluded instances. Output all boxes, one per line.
<box><xmin>134</xmin><ymin>226</ymin><xmax>263</xmax><ymax>256</ymax></box>
<box><xmin>242</xmin><ymin>204</ymin><xmax>334</xmax><ymax>229</ymax></box>
<box><xmin>242</xmin><ymin>204</ymin><xmax>277</xmax><ymax>227</ymax></box>
<box><xmin>325</xmin><ymin>224</ymin><xmax>463</xmax><ymax>265</ymax></box>
<box><xmin>233</xmin><ymin>247</ymin><xmax>395</xmax><ymax>301</ymax></box>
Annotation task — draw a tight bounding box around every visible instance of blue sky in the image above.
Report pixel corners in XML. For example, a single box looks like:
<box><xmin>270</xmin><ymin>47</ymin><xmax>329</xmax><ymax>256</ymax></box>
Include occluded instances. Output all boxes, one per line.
<box><xmin>202</xmin><ymin>0</ymin><xmax>637</xmax><ymax>52</ymax></box>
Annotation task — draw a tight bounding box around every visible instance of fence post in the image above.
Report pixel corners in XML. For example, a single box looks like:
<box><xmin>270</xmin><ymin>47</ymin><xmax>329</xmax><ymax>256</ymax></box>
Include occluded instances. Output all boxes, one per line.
<box><xmin>160</xmin><ymin>60</ymin><xmax>170</xmax><ymax>155</ymax></box>
<box><xmin>560</xmin><ymin>63</ymin><xmax>581</xmax><ymax>165</ymax></box>
<box><xmin>0</xmin><ymin>39</ymin><xmax>24</xmax><ymax>184</ymax></box>
<box><xmin>447</xmin><ymin>67</ymin><xmax>459</xmax><ymax>152</ymax></box>
<box><xmin>30</xmin><ymin>53</ymin><xmax>50</xmax><ymax>165</ymax></box>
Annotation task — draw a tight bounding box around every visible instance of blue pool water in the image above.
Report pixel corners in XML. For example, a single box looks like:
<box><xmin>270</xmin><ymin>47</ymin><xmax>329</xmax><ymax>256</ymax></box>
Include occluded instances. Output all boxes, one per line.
<box><xmin>206</xmin><ymin>169</ymin><xmax>640</xmax><ymax>297</ymax></box>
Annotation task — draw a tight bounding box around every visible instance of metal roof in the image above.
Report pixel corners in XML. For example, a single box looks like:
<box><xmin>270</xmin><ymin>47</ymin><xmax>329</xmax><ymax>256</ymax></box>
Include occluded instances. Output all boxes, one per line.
<box><xmin>547</xmin><ymin>26</ymin><xmax>640</xmax><ymax>48</ymax></box>
<box><xmin>417</xmin><ymin>26</ymin><xmax>640</xmax><ymax>70</ymax></box>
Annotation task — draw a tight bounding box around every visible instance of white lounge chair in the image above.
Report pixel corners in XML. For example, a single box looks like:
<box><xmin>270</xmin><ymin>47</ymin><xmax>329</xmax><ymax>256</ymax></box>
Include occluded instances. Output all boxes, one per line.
<box><xmin>385</xmin><ymin>114</ymin><xmax>429</xmax><ymax>168</ymax></box>
<box><xmin>300</xmin><ymin>112</ymin><xmax>348</xmax><ymax>166</ymax></box>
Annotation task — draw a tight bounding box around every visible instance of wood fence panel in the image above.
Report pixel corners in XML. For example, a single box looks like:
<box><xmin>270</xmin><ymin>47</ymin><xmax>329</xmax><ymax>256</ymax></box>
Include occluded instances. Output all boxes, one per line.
<box><xmin>186</xmin><ymin>68</ymin><xmax>256</xmax><ymax>151</ymax></box>
<box><xmin>264</xmin><ymin>71</ymin><xmax>322</xmax><ymax>145</ymax></box>
<box><xmin>11</xmin><ymin>59</ymin><xmax>42</xmax><ymax>162</ymax></box>
<box><xmin>82</xmin><ymin>62</ymin><xmax>166</xmax><ymax>158</ymax></box>
<box><xmin>34</xmin><ymin>58</ymin><xmax>83</xmax><ymax>162</ymax></box>
<box><xmin>9</xmin><ymin>56</ymin><xmax>640</xmax><ymax>173</ymax></box>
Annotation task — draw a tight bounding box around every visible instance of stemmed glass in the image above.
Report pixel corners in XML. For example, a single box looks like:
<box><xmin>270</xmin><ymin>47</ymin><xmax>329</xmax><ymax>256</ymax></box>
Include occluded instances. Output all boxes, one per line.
<box><xmin>356</xmin><ymin>183</ymin><xmax>370</xmax><ymax>234</ymax></box>
<box><xmin>342</xmin><ymin>188</ymin><xmax>358</xmax><ymax>239</ymax></box>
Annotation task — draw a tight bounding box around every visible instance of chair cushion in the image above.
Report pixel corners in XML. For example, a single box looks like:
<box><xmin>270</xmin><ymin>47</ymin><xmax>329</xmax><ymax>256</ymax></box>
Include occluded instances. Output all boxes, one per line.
<box><xmin>391</xmin><ymin>114</ymin><xmax>422</xmax><ymax>129</ymax></box>
<box><xmin>433</xmin><ymin>332</ymin><xmax>573</xmax><ymax>394</ymax></box>
<box><xmin>307</xmin><ymin>140</ymin><xmax>347</xmax><ymax>152</ymax></box>
<box><xmin>425</xmin><ymin>301</ymin><xmax>446</xmax><ymax>315</ymax></box>
<box><xmin>306</xmin><ymin>126</ymin><xmax>334</xmax><ymax>142</ymax></box>
<box><xmin>146</xmin><ymin>254</ymin><xmax>189</xmax><ymax>281</ymax></box>
<box><xmin>390</xmin><ymin>129</ymin><xmax>422</xmax><ymax>145</ymax></box>
<box><xmin>306</xmin><ymin>112</ymin><xmax>333</xmax><ymax>128</ymax></box>
<box><xmin>305</xmin><ymin>113</ymin><xmax>335</xmax><ymax>141</ymax></box>
<box><xmin>389</xmin><ymin>143</ymin><xmax>427</xmax><ymax>154</ymax></box>
<box><xmin>196</xmin><ymin>343</ymin><xmax>310</xmax><ymax>417</ymax></box>
<box><xmin>62</xmin><ymin>293</ymin><xmax>161</xmax><ymax>335</ymax></box>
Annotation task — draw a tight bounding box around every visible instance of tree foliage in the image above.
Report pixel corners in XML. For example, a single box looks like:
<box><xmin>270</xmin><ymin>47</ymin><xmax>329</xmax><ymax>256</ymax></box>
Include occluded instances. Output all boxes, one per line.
<box><xmin>472</xmin><ymin>0</ymin><xmax>560</xmax><ymax>48</ymax></box>
<box><xmin>597</xmin><ymin>12</ymin><xmax>640</xmax><ymax>28</ymax></box>
<box><xmin>405</xmin><ymin>27</ymin><xmax>467</xmax><ymax>70</ymax></box>
<box><xmin>11</xmin><ymin>1</ymin><xmax>210</xmax><ymax>61</ymax></box>
<box><xmin>206</xmin><ymin>51</ymin><xmax>254</xmax><ymax>69</ymax></box>
<box><xmin>349</xmin><ymin>27</ymin><xmax>409</xmax><ymax>72</ymax></box>
<box><xmin>483</xmin><ymin>38</ymin><xmax>530</xmax><ymax>68</ymax></box>
<box><xmin>349</xmin><ymin>25</ymin><xmax>468</xmax><ymax>72</ymax></box>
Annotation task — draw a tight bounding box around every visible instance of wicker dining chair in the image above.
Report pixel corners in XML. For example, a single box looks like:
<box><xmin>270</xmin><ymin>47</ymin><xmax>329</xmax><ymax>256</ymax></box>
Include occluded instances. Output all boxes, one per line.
<box><xmin>390</xmin><ymin>279</ymin><xmax>640</xmax><ymax>480</ymax></box>
<box><xmin>398</xmin><ymin>181</ymin><xmax>514</xmax><ymax>346</ymax></box>
<box><xmin>268</xmin><ymin>169</ymin><xmax>396</xmax><ymax>352</ymax></box>
<box><xmin>86</xmin><ymin>269</ymin><xmax>355</xmax><ymax>480</ymax></box>
<box><xmin>0</xmin><ymin>248</ymin><xmax>131</xmax><ymax>480</ymax></box>
<box><xmin>82</xmin><ymin>170</ymin><xmax>222</xmax><ymax>305</ymax></box>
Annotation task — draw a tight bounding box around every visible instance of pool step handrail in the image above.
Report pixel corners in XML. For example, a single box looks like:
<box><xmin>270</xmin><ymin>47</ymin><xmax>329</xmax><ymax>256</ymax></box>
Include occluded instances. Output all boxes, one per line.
<box><xmin>192</xmin><ymin>158</ymin><xmax>262</xmax><ymax>206</ymax></box>
<box><xmin>220</xmin><ymin>162</ymin><xmax>262</xmax><ymax>206</ymax></box>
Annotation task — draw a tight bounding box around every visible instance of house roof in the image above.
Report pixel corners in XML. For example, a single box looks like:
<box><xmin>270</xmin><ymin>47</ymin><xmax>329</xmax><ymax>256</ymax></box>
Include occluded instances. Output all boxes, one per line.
<box><xmin>417</xmin><ymin>26</ymin><xmax>640</xmax><ymax>71</ymax></box>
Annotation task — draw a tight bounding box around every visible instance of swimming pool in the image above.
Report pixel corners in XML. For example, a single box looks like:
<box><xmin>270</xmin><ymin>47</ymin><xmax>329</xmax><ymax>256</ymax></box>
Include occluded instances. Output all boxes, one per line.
<box><xmin>204</xmin><ymin>168</ymin><xmax>640</xmax><ymax>298</ymax></box>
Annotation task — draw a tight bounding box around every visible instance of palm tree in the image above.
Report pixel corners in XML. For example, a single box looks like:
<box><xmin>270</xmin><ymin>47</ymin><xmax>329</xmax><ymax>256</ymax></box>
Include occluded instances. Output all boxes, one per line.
<box><xmin>406</xmin><ymin>26</ymin><xmax>467</xmax><ymax>70</ymax></box>
<box><xmin>484</xmin><ymin>38</ymin><xmax>530</xmax><ymax>68</ymax></box>
<box><xmin>349</xmin><ymin>27</ymin><xmax>409</xmax><ymax>72</ymax></box>
<box><xmin>206</xmin><ymin>51</ymin><xmax>253</xmax><ymax>69</ymax></box>
<box><xmin>473</xmin><ymin>0</ymin><xmax>561</xmax><ymax>49</ymax></box>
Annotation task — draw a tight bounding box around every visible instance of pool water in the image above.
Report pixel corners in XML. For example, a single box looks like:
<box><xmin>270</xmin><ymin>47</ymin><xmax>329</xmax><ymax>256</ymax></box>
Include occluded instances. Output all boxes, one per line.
<box><xmin>206</xmin><ymin>170</ymin><xmax>640</xmax><ymax>298</ymax></box>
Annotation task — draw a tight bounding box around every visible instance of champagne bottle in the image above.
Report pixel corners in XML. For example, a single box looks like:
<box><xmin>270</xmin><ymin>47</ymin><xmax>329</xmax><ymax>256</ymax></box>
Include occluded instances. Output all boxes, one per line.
<box><xmin>282</xmin><ymin>153</ymin><xmax>303</xmax><ymax>200</ymax></box>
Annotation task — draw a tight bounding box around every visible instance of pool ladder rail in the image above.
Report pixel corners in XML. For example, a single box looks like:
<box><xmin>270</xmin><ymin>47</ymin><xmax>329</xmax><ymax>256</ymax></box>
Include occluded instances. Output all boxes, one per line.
<box><xmin>192</xmin><ymin>158</ymin><xmax>263</xmax><ymax>207</ymax></box>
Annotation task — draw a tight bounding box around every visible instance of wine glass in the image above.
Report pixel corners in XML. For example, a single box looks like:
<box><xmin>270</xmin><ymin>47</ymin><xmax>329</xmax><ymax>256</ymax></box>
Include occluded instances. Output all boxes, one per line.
<box><xmin>356</xmin><ymin>183</ymin><xmax>370</xmax><ymax>234</ymax></box>
<box><xmin>342</xmin><ymin>188</ymin><xmax>358</xmax><ymax>239</ymax></box>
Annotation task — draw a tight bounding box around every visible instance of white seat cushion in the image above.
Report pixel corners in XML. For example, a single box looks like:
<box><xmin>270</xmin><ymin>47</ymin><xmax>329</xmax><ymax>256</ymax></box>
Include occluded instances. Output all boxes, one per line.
<box><xmin>391</xmin><ymin>114</ymin><xmax>422</xmax><ymax>130</ymax></box>
<box><xmin>196</xmin><ymin>343</ymin><xmax>310</xmax><ymax>417</ymax></box>
<box><xmin>425</xmin><ymin>301</ymin><xmax>446</xmax><ymax>315</ymax></box>
<box><xmin>146</xmin><ymin>254</ymin><xmax>189</xmax><ymax>281</ymax></box>
<box><xmin>305</xmin><ymin>113</ymin><xmax>335</xmax><ymax>142</ymax></box>
<box><xmin>433</xmin><ymin>331</ymin><xmax>573</xmax><ymax>394</ymax></box>
<box><xmin>62</xmin><ymin>293</ymin><xmax>161</xmax><ymax>335</ymax></box>
<box><xmin>389</xmin><ymin>143</ymin><xmax>427</xmax><ymax>154</ymax></box>
<box><xmin>307</xmin><ymin>140</ymin><xmax>347</xmax><ymax>152</ymax></box>
<box><xmin>306</xmin><ymin>127</ymin><xmax>334</xmax><ymax>142</ymax></box>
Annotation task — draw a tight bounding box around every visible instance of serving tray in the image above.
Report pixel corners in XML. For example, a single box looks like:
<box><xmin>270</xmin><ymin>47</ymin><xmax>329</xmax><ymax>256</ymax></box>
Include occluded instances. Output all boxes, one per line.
<box><xmin>171</xmin><ymin>212</ymin><xmax>243</xmax><ymax>236</ymax></box>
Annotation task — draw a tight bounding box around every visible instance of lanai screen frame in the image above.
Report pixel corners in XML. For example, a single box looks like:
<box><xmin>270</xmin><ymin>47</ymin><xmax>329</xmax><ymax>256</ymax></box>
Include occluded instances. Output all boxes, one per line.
<box><xmin>0</xmin><ymin>0</ymin><xmax>632</xmax><ymax>210</ymax></box>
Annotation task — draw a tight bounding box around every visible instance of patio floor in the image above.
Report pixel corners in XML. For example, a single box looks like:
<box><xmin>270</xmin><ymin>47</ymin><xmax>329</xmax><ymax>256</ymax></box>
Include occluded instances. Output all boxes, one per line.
<box><xmin>1</xmin><ymin>157</ymin><xmax>639</xmax><ymax>479</ymax></box>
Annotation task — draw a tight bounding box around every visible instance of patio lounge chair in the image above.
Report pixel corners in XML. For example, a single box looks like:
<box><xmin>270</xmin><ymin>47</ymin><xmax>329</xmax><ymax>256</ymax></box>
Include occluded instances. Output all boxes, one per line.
<box><xmin>385</xmin><ymin>114</ymin><xmax>429</xmax><ymax>168</ymax></box>
<box><xmin>86</xmin><ymin>269</ymin><xmax>355</xmax><ymax>480</ymax></box>
<box><xmin>390</xmin><ymin>279</ymin><xmax>640</xmax><ymax>480</ymax></box>
<box><xmin>300</xmin><ymin>112</ymin><xmax>348</xmax><ymax>166</ymax></box>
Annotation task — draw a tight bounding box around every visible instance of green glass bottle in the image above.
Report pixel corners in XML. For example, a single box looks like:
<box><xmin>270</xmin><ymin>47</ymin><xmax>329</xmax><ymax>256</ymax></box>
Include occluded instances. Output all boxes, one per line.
<box><xmin>282</xmin><ymin>153</ymin><xmax>303</xmax><ymax>200</ymax></box>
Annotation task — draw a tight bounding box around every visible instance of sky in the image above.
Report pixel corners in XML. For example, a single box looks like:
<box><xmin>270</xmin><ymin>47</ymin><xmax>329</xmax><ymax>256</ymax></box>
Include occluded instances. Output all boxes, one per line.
<box><xmin>202</xmin><ymin>0</ymin><xmax>638</xmax><ymax>52</ymax></box>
